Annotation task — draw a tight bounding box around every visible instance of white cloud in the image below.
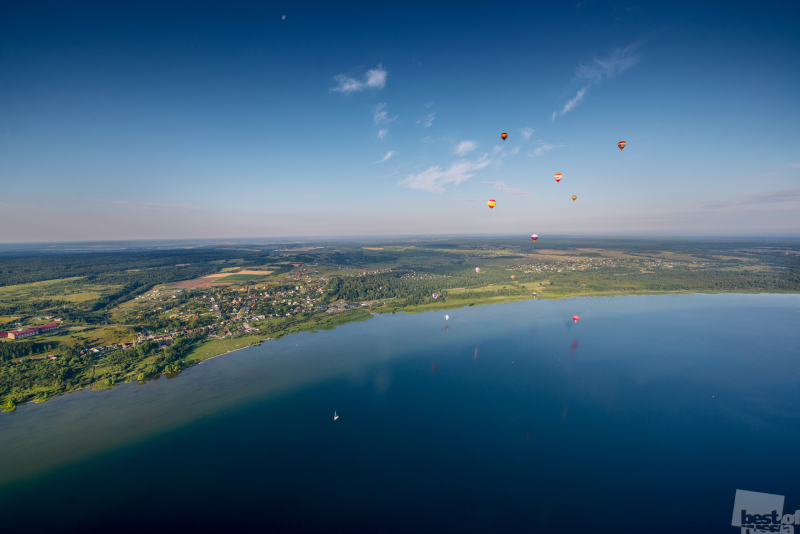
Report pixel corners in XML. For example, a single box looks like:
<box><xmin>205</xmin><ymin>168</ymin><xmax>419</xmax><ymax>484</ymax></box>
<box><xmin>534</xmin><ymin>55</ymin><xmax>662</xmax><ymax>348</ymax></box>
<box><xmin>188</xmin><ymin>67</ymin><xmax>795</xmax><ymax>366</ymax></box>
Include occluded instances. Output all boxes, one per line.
<box><xmin>373</xmin><ymin>103</ymin><xmax>396</xmax><ymax>125</ymax></box>
<box><xmin>330</xmin><ymin>64</ymin><xmax>388</xmax><ymax>94</ymax></box>
<box><xmin>399</xmin><ymin>154</ymin><xmax>492</xmax><ymax>193</ymax></box>
<box><xmin>374</xmin><ymin>151</ymin><xmax>396</xmax><ymax>164</ymax></box>
<box><xmin>509</xmin><ymin>147</ymin><xmax>520</xmax><ymax>155</ymax></box>
<box><xmin>107</xmin><ymin>200</ymin><xmax>200</xmax><ymax>211</ymax></box>
<box><xmin>483</xmin><ymin>181</ymin><xmax>532</xmax><ymax>197</ymax></box>
<box><xmin>703</xmin><ymin>188</ymin><xmax>800</xmax><ymax>209</ymax></box>
<box><xmin>561</xmin><ymin>87</ymin><xmax>588</xmax><ymax>115</ymax></box>
<box><xmin>424</xmin><ymin>101</ymin><xmax>434</xmax><ymax>108</ymax></box>
<box><xmin>365</xmin><ymin>66</ymin><xmax>388</xmax><ymax>88</ymax></box>
<box><xmin>528</xmin><ymin>142</ymin><xmax>560</xmax><ymax>157</ymax></box>
<box><xmin>575</xmin><ymin>42</ymin><xmax>642</xmax><ymax>83</ymax></box>
<box><xmin>791</xmin><ymin>162</ymin><xmax>800</xmax><ymax>168</ymax></box>
<box><xmin>553</xmin><ymin>41</ymin><xmax>642</xmax><ymax>119</ymax></box>
<box><xmin>377</xmin><ymin>129</ymin><xmax>388</xmax><ymax>139</ymax></box>
<box><xmin>454</xmin><ymin>140</ymin><xmax>479</xmax><ymax>156</ymax></box>
<box><xmin>417</xmin><ymin>113</ymin><xmax>435</xmax><ymax>128</ymax></box>
<box><xmin>519</xmin><ymin>127</ymin><xmax>534</xmax><ymax>141</ymax></box>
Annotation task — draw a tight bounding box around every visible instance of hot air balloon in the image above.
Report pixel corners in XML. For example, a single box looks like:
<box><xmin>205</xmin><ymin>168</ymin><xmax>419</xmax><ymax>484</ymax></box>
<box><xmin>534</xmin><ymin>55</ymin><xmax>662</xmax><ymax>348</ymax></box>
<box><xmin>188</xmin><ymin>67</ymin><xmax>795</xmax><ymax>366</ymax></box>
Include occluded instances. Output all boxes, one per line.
<box><xmin>501</xmin><ymin>133</ymin><xmax>508</xmax><ymax>141</ymax></box>
<box><xmin>554</xmin><ymin>173</ymin><xmax>562</xmax><ymax>183</ymax></box>
<box><xmin>511</xmin><ymin>275</ymin><xmax>516</xmax><ymax>280</ymax></box>
<box><xmin>572</xmin><ymin>195</ymin><xmax>577</xmax><ymax>201</ymax></box>
<box><xmin>432</xmin><ymin>293</ymin><xmax>439</xmax><ymax>299</ymax></box>
<box><xmin>487</xmin><ymin>199</ymin><xmax>496</xmax><ymax>209</ymax></box>
<box><xmin>475</xmin><ymin>267</ymin><xmax>481</xmax><ymax>273</ymax></box>
<box><xmin>618</xmin><ymin>141</ymin><xmax>626</xmax><ymax>151</ymax></box>
<box><xmin>531</xmin><ymin>234</ymin><xmax>538</xmax><ymax>242</ymax></box>
<box><xmin>445</xmin><ymin>315</ymin><xmax>449</xmax><ymax>321</ymax></box>
<box><xmin>572</xmin><ymin>315</ymin><xmax>579</xmax><ymax>323</ymax></box>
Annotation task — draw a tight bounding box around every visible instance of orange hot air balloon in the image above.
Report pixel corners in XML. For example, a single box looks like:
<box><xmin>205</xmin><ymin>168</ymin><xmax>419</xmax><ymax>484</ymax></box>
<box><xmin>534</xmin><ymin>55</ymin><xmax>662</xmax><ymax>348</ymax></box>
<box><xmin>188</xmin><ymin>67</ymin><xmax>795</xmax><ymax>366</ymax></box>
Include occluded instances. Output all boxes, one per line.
<box><xmin>572</xmin><ymin>195</ymin><xmax>577</xmax><ymax>201</ymax></box>
<box><xmin>554</xmin><ymin>173</ymin><xmax>563</xmax><ymax>183</ymax></box>
<box><xmin>618</xmin><ymin>141</ymin><xmax>626</xmax><ymax>151</ymax></box>
<box><xmin>501</xmin><ymin>133</ymin><xmax>508</xmax><ymax>141</ymax></box>
<box><xmin>487</xmin><ymin>199</ymin><xmax>496</xmax><ymax>209</ymax></box>
<box><xmin>511</xmin><ymin>275</ymin><xmax>516</xmax><ymax>280</ymax></box>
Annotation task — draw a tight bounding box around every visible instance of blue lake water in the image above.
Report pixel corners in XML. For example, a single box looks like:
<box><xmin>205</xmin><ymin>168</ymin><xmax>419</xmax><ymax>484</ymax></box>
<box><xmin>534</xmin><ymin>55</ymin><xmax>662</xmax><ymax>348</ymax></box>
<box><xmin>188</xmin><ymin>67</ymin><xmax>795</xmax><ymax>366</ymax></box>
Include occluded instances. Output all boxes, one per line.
<box><xmin>1</xmin><ymin>294</ymin><xmax>799</xmax><ymax>533</ymax></box>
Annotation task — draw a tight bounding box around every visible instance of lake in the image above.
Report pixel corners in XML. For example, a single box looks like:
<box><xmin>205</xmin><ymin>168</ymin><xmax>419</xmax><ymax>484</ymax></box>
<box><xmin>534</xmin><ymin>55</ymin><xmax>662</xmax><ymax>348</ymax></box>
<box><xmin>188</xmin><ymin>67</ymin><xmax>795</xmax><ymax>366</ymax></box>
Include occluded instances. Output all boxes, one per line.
<box><xmin>1</xmin><ymin>294</ymin><xmax>799</xmax><ymax>533</ymax></box>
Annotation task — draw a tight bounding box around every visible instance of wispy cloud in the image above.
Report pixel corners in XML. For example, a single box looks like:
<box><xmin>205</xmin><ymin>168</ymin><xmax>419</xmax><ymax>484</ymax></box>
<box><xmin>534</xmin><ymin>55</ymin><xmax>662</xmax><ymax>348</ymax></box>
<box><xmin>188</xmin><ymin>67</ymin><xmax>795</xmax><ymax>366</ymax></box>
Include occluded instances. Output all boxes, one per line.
<box><xmin>528</xmin><ymin>141</ymin><xmax>561</xmax><ymax>157</ymax></box>
<box><xmin>575</xmin><ymin>42</ymin><xmax>642</xmax><ymax>83</ymax></box>
<box><xmin>791</xmin><ymin>162</ymin><xmax>800</xmax><ymax>168</ymax></box>
<box><xmin>454</xmin><ymin>140</ymin><xmax>479</xmax><ymax>156</ymax></box>
<box><xmin>417</xmin><ymin>113</ymin><xmax>435</xmax><ymax>128</ymax></box>
<box><xmin>482</xmin><ymin>181</ymin><xmax>532</xmax><ymax>197</ymax></box>
<box><xmin>377</xmin><ymin>129</ymin><xmax>388</xmax><ymax>139</ymax></box>
<box><xmin>373</xmin><ymin>103</ymin><xmax>396</xmax><ymax>125</ymax></box>
<box><xmin>424</xmin><ymin>101</ymin><xmax>434</xmax><ymax>108</ymax></box>
<box><xmin>519</xmin><ymin>127</ymin><xmax>534</xmax><ymax>141</ymax></box>
<box><xmin>108</xmin><ymin>200</ymin><xmax>200</xmax><ymax>211</ymax></box>
<box><xmin>561</xmin><ymin>87</ymin><xmax>588</xmax><ymax>115</ymax></box>
<box><xmin>703</xmin><ymin>188</ymin><xmax>800</xmax><ymax>209</ymax></box>
<box><xmin>553</xmin><ymin>41</ymin><xmax>642</xmax><ymax>118</ymax></box>
<box><xmin>374</xmin><ymin>151</ymin><xmax>396</xmax><ymax>164</ymax></box>
<box><xmin>330</xmin><ymin>64</ymin><xmax>388</xmax><ymax>94</ymax></box>
<box><xmin>509</xmin><ymin>146</ymin><xmax>520</xmax><ymax>155</ymax></box>
<box><xmin>399</xmin><ymin>154</ymin><xmax>492</xmax><ymax>193</ymax></box>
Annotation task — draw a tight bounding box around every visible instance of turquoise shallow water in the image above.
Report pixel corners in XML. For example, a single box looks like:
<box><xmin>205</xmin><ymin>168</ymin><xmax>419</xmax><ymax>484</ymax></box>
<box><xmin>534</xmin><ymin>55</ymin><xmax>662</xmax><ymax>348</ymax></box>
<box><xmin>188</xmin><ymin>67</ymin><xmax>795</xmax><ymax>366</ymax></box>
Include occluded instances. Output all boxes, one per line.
<box><xmin>1</xmin><ymin>294</ymin><xmax>799</xmax><ymax>533</ymax></box>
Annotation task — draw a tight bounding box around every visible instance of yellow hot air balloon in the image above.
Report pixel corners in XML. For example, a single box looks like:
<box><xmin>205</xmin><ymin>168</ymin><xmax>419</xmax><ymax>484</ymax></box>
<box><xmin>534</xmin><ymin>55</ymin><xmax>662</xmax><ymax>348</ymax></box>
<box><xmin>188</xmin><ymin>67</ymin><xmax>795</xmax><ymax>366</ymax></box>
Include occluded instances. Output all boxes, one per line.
<box><xmin>487</xmin><ymin>199</ymin><xmax>497</xmax><ymax>209</ymax></box>
<box><xmin>501</xmin><ymin>133</ymin><xmax>508</xmax><ymax>141</ymax></box>
<box><xmin>554</xmin><ymin>173</ymin><xmax>563</xmax><ymax>183</ymax></box>
<box><xmin>618</xmin><ymin>141</ymin><xmax>626</xmax><ymax>150</ymax></box>
<box><xmin>572</xmin><ymin>195</ymin><xmax>577</xmax><ymax>201</ymax></box>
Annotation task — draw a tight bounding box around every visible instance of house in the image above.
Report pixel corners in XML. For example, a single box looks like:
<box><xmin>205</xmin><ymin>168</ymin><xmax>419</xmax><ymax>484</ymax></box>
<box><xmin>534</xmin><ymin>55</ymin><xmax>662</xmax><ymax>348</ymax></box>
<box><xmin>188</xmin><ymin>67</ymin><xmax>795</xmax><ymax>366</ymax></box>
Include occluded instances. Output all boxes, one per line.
<box><xmin>6</xmin><ymin>324</ymin><xmax>59</xmax><ymax>340</ymax></box>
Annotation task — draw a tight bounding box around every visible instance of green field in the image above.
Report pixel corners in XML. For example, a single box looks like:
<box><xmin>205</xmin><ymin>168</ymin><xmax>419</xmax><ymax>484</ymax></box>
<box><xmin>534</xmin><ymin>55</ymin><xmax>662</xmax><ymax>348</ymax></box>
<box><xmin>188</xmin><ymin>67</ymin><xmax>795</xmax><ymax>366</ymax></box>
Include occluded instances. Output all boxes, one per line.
<box><xmin>211</xmin><ymin>274</ymin><xmax>270</xmax><ymax>283</ymax></box>
<box><xmin>1</xmin><ymin>237</ymin><xmax>798</xmax><ymax>409</ymax></box>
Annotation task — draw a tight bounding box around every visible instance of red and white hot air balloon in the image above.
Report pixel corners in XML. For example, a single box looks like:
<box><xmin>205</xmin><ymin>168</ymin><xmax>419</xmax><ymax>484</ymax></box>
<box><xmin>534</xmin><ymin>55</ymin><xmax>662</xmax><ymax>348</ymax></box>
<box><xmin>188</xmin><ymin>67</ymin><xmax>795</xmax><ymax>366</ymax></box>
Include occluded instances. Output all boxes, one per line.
<box><xmin>554</xmin><ymin>173</ymin><xmax>563</xmax><ymax>183</ymax></box>
<box><xmin>531</xmin><ymin>234</ymin><xmax>538</xmax><ymax>242</ymax></box>
<box><xmin>618</xmin><ymin>141</ymin><xmax>626</xmax><ymax>151</ymax></box>
<box><xmin>572</xmin><ymin>315</ymin><xmax>579</xmax><ymax>323</ymax></box>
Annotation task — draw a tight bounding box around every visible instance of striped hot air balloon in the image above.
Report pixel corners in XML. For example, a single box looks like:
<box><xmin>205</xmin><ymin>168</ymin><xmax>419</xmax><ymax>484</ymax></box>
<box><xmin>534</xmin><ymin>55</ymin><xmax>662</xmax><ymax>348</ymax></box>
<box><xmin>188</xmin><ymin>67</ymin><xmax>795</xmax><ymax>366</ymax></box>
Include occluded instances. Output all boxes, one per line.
<box><xmin>531</xmin><ymin>234</ymin><xmax>538</xmax><ymax>241</ymax></box>
<box><xmin>554</xmin><ymin>173</ymin><xmax>562</xmax><ymax>183</ymax></box>
<box><xmin>487</xmin><ymin>199</ymin><xmax>496</xmax><ymax>209</ymax></box>
<box><xmin>618</xmin><ymin>141</ymin><xmax>626</xmax><ymax>150</ymax></box>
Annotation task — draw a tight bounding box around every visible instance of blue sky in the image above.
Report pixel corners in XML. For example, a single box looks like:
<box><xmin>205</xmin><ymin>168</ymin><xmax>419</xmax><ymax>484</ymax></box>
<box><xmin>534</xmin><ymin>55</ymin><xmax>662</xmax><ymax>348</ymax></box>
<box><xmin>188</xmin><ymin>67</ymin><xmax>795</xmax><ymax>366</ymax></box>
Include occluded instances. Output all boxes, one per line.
<box><xmin>1</xmin><ymin>0</ymin><xmax>798</xmax><ymax>241</ymax></box>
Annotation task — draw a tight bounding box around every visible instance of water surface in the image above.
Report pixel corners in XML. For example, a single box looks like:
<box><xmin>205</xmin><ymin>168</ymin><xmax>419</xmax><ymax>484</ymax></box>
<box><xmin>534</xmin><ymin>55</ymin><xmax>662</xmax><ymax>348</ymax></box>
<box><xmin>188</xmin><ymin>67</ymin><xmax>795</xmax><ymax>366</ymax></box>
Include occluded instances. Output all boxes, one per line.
<box><xmin>1</xmin><ymin>294</ymin><xmax>799</xmax><ymax>533</ymax></box>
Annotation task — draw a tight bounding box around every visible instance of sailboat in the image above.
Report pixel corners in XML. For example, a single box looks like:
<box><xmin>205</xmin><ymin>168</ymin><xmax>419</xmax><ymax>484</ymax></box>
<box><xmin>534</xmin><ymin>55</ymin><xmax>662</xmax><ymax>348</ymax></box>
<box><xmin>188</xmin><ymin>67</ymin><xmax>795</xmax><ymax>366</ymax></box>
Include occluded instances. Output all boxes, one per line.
<box><xmin>334</xmin><ymin>411</ymin><xmax>339</xmax><ymax>420</ymax></box>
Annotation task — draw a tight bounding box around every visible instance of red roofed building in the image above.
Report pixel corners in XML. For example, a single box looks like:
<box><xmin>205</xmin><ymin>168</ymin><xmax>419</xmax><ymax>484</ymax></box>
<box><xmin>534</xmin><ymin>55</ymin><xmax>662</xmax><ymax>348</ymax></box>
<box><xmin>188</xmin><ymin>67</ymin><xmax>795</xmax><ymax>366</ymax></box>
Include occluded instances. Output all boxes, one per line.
<box><xmin>6</xmin><ymin>324</ymin><xmax>59</xmax><ymax>340</ymax></box>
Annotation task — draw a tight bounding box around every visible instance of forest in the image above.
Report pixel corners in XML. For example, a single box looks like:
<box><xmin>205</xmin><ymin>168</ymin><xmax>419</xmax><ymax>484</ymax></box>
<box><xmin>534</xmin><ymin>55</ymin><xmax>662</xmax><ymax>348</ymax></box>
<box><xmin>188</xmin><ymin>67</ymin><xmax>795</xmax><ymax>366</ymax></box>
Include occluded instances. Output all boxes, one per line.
<box><xmin>1</xmin><ymin>237</ymin><xmax>799</xmax><ymax>409</ymax></box>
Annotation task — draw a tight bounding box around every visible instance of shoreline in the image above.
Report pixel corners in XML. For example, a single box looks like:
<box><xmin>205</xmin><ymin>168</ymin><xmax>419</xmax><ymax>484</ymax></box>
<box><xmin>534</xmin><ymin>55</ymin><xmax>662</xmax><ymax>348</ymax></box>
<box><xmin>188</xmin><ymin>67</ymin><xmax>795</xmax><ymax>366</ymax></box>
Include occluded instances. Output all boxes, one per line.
<box><xmin>5</xmin><ymin>290</ymin><xmax>798</xmax><ymax>412</ymax></box>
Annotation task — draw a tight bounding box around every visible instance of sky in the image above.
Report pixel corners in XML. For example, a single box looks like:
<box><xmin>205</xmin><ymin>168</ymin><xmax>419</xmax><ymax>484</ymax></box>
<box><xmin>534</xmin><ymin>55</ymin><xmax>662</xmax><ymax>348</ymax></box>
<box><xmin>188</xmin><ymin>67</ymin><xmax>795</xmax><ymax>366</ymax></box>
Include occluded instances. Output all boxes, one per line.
<box><xmin>1</xmin><ymin>0</ymin><xmax>799</xmax><ymax>242</ymax></box>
